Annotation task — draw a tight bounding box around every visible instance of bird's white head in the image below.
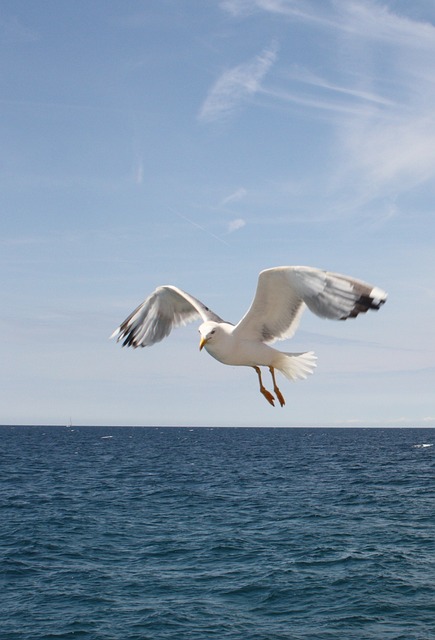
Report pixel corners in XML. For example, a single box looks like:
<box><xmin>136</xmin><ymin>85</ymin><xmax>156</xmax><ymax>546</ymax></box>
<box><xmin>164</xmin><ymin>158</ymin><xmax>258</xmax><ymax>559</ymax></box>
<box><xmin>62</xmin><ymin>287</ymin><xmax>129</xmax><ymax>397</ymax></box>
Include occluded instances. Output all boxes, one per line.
<box><xmin>198</xmin><ymin>321</ymin><xmax>220</xmax><ymax>351</ymax></box>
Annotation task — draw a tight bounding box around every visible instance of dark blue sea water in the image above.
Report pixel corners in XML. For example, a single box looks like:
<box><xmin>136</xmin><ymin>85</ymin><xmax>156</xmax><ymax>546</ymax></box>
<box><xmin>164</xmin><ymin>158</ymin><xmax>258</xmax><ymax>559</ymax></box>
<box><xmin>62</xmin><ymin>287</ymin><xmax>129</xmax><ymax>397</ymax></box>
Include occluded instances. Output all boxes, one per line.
<box><xmin>1</xmin><ymin>427</ymin><xmax>434</xmax><ymax>640</ymax></box>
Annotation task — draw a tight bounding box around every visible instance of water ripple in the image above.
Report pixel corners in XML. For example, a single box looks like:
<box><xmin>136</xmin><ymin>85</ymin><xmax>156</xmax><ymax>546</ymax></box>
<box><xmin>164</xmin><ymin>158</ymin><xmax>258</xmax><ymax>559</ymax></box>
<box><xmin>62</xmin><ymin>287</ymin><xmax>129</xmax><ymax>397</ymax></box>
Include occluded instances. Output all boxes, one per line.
<box><xmin>1</xmin><ymin>426</ymin><xmax>434</xmax><ymax>639</ymax></box>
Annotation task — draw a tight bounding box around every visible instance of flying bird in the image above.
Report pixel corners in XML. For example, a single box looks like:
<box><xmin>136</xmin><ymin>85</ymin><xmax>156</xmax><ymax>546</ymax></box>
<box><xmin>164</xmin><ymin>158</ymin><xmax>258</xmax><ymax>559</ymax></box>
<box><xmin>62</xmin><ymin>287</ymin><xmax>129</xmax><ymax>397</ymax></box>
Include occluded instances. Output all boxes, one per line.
<box><xmin>111</xmin><ymin>266</ymin><xmax>387</xmax><ymax>407</ymax></box>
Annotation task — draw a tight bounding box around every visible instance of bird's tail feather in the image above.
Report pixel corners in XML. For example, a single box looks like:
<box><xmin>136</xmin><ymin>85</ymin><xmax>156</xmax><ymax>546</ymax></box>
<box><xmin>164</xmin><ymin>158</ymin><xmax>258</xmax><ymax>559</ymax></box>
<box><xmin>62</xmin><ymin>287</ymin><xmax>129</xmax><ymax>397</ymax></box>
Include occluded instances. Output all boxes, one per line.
<box><xmin>273</xmin><ymin>351</ymin><xmax>317</xmax><ymax>381</ymax></box>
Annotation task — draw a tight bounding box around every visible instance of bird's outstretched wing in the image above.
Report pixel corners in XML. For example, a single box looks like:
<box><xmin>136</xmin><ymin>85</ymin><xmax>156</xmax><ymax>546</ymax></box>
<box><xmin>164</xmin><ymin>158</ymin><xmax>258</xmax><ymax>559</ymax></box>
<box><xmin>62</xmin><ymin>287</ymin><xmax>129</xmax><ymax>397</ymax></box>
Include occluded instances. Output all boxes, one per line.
<box><xmin>233</xmin><ymin>266</ymin><xmax>387</xmax><ymax>344</ymax></box>
<box><xmin>111</xmin><ymin>285</ymin><xmax>224</xmax><ymax>348</ymax></box>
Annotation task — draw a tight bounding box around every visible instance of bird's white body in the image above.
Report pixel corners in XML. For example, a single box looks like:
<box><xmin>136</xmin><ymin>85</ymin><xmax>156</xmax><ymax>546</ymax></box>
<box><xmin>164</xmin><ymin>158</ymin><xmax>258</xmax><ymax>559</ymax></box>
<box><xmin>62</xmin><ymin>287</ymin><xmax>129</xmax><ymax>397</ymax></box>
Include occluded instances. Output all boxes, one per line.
<box><xmin>200</xmin><ymin>321</ymin><xmax>271</xmax><ymax>367</ymax></box>
<box><xmin>199</xmin><ymin>320</ymin><xmax>316</xmax><ymax>382</ymax></box>
<box><xmin>111</xmin><ymin>266</ymin><xmax>387</xmax><ymax>407</ymax></box>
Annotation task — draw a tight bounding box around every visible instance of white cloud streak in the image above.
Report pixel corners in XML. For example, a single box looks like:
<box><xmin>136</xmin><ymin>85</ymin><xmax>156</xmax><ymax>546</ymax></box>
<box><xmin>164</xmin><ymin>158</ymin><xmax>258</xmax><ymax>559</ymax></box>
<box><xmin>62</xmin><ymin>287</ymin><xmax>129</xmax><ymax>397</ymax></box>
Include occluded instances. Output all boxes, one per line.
<box><xmin>221</xmin><ymin>0</ymin><xmax>435</xmax><ymax>215</ymax></box>
<box><xmin>222</xmin><ymin>0</ymin><xmax>435</xmax><ymax>46</ymax></box>
<box><xmin>168</xmin><ymin>207</ymin><xmax>231</xmax><ymax>246</ymax></box>
<box><xmin>221</xmin><ymin>187</ymin><xmax>247</xmax><ymax>206</ymax></box>
<box><xmin>198</xmin><ymin>43</ymin><xmax>278</xmax><ymax>123</ymax></box>
<box><xmin>332</xmin><ymin>6</ymin><xmax>435</xmax><ymax>207</ymax></box>
<box><xmin>134</xmin><ymin>158</ymin><xmax>144</xmax><ymax>185</ymax></box>
<box><xmin>227</xmin><ymin>218</ymin><xmax>246</xmax><ymax>233</ymax></box>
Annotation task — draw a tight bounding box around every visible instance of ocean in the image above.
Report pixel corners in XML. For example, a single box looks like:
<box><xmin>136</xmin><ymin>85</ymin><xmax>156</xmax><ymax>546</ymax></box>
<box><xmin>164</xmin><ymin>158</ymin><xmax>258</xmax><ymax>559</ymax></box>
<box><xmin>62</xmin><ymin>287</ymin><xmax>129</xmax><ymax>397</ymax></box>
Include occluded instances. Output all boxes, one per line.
<box><xmin>1</xmin><ymin>426</ymin><xmax>434</xmax><ymax>640</ymax></box>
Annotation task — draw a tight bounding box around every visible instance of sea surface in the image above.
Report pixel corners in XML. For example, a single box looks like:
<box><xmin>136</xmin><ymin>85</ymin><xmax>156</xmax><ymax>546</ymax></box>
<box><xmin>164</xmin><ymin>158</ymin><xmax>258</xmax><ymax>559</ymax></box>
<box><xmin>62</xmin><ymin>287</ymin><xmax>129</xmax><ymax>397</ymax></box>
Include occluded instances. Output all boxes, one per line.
<box><xmin>1</xmin><ymin>426</ymin><xmax>434</xmax><ymax>640</ymax></box>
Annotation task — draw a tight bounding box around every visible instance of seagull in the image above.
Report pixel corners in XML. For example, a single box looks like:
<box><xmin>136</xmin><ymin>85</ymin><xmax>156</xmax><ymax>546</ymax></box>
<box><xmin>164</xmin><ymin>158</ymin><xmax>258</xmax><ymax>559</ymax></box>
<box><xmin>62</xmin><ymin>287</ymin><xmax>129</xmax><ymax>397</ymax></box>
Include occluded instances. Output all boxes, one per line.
<box><xmin>111</xmin><ymin>266</ymin><xmax>387</xmax><ymax>407</ymax></box>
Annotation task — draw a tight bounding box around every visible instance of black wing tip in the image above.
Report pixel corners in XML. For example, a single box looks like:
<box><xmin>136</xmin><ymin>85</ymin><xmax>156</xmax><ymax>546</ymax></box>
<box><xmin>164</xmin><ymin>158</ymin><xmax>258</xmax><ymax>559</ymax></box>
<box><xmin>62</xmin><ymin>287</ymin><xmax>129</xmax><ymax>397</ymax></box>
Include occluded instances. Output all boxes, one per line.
<box><xmin>121</xmin><ymin>333</ymin><xmax>142</xmax><ymax>348</ymax></box>
<box><xmin>110</xmin><ymin>326</ymin><xmax>141</xmax><ymax>348</ymax></box>
<box><xmin>342</xmin><ymin>287</ymin><xmax>387</xmax><ymax>319</ymax></box>
<box><xmin>358</xmin><ymin>293</ymin><xmax>386</xmax><ymax>311</ymax></box>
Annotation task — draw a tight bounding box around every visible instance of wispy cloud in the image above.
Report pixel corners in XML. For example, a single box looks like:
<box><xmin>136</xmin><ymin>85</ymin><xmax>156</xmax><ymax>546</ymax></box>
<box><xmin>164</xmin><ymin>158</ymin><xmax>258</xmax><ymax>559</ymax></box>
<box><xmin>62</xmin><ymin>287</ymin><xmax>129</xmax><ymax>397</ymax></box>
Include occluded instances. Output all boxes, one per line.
<box><xmin>227</xmin><ymin>218</ymin><xmax>246</xmax><ymax>233</ymax></box>
<box><xmin>219</xmin><ymin>0</ymin><xmax>254</xmax><ymax>16</ymax></box>
<box><xmin>198</xmin><ymin>43</ymin><xmax>278</xmax><ymax>123</ymax></box>
<box><xmin>332</xmin><ymin>7</ymin><xmax>435</xmax><ymax>209</ymax></box>
<box><xmin>222</xmin><ymin>0</ymin><xmax>435</xmax><ymax>45</ymax></box>
<box><xmin>134</xmin><ymin>158</ymin><xmax>144</xmax><ymax>185</ymax></box>
<box><xmin>337</xmin><ymin>1</ymin><xmax>435</xmax><ymax>47</ymax></box>
<box><xmin>220</xmin><ymin>0</ymin><xmax>339</xmax><ymax>28</ymax></box>
<box><xmin>221</xmin><ymin>1</ymin><xmax>435</xmax><ymax>217</ymax></box>
<box><xmin>221</xmin><ymin>187</ymin><xmax>247</xmax><ymax>206</ymax></box>
<box><xmin>281</xmin><ymin>66</ymin><xmax>395</xmax><ymax>108</ymax></box>
<box><xmin>168</xmin><ymin>207</ymin><xmax>231</xmax><ymax>246</ymax></box>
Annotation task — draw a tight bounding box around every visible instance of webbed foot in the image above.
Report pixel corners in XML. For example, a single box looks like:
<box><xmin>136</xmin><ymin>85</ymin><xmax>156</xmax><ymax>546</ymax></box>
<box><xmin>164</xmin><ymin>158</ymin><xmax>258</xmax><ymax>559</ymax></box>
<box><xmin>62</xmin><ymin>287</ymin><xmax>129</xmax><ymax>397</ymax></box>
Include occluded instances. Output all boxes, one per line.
<box><xmin>260</xmin><ymin>387</ymin><xmax>275</xmax><ymax>407</ymax></box>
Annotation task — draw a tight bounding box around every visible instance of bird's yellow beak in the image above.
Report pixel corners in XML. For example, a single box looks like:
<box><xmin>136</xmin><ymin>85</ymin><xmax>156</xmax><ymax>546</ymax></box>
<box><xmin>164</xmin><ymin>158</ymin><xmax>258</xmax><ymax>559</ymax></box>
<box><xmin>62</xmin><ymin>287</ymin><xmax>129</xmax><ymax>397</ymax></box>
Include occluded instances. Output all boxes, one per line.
<box><xmin>199</xmin><ymin>336</ymin><xmax>207</xmax><ymax>351</ymax></box>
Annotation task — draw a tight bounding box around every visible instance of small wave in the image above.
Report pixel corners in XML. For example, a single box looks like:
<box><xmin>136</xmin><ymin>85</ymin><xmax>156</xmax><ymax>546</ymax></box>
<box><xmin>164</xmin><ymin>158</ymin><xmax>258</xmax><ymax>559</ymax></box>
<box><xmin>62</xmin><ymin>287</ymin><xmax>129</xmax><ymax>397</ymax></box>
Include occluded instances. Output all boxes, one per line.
<box><xmin>413</xmin><ymin>443</ymin><xmax>433</xmax><ymax>448</ymax></box>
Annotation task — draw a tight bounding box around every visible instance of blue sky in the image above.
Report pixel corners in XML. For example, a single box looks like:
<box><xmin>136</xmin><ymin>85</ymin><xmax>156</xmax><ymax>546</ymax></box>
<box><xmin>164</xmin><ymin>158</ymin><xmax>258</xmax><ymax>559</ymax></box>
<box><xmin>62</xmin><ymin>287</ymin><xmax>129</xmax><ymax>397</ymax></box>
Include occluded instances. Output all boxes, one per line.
<box><xmin>1</xmin><ymin>0</ymin><xmax>435</xmax><ymax>427</ymax></box>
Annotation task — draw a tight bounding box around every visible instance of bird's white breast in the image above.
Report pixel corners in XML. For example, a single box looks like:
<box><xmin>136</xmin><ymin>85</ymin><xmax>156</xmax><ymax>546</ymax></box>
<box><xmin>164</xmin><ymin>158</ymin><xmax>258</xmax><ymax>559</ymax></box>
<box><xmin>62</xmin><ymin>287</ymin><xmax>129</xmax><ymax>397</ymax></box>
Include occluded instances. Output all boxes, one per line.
<box><xmin>204</xmin><ymin>325</ymin><xmax>275</xmax><ymax>368</ymax></box>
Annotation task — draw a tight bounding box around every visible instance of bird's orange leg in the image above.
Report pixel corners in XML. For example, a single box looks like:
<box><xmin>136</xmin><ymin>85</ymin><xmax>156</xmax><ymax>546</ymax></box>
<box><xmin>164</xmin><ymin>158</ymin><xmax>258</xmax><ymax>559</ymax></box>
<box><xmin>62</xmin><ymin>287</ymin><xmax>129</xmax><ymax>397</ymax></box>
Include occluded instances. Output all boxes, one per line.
<box><xmin>253</xmin><ymin>366</ymin><xmax>275</xmax><ymax>407</ymax></box>
<box><xmin>269</xmin><ymin>367</ymin><xmax>285</xmax><ymax>407</ymax></box>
